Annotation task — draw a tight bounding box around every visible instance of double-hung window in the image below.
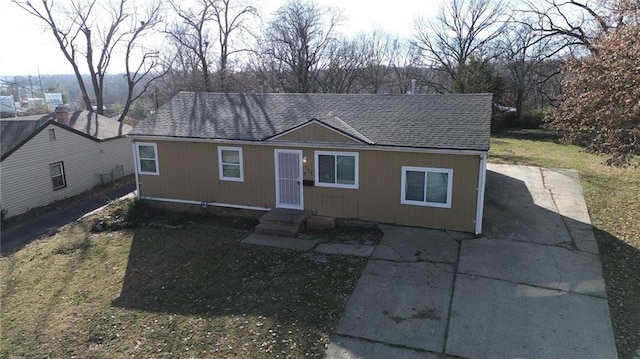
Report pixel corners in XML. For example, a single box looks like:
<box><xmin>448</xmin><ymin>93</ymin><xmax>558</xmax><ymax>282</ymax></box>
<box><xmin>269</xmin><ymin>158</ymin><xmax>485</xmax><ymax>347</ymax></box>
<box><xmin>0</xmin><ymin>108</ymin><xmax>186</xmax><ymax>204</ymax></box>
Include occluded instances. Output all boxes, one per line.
<box><xmin>401</xmin><ymin>166</ymin><xmax>453</xmax><ymax>208</ymax></box>
<box><xmin>314</xmin><ymin>151</ymin><xmax>358</xmax><ymax>189</ymax></box>
<box><xmin>218</xmin><ymin>146</ymin><xmax>244</xmax><ymax>182</ymax></box>
<box><xmin>136</xmin><ymin>142</ymin><xmax>159</xmax><ymax>175</ymax></box>
<box><xmin>50</xmin><ymin>162</ymin><xmax>66</xmax><ymax>190</ymax></box>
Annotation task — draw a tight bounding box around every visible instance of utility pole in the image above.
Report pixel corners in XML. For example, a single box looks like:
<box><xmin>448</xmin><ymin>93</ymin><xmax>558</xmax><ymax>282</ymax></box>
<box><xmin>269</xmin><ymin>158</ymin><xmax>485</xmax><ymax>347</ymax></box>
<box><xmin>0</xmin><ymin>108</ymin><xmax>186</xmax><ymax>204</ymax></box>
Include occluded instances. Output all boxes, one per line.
<box><xmin>28</xmin><ymin>74</ymin><xmax>34</xmax><ymax>98</ymax></box>
<box><xmin>37</xmin><ymin>66</ymin><xmax>44</xmax><ymax>96</ymax></box>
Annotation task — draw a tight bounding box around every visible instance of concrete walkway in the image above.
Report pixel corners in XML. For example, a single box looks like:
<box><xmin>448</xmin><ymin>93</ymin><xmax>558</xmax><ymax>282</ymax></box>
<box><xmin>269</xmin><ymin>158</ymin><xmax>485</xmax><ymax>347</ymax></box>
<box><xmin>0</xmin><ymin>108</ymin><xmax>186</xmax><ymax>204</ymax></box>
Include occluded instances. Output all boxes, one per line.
<box><xmin>242</xmin><ymin>233</ymin><xmax>376</xmax><ymax>257</ymax></box>
<box><xmin>326</xmin><ymin>164</ymin><xmax>617</xmax><ymax>359</ymax></box>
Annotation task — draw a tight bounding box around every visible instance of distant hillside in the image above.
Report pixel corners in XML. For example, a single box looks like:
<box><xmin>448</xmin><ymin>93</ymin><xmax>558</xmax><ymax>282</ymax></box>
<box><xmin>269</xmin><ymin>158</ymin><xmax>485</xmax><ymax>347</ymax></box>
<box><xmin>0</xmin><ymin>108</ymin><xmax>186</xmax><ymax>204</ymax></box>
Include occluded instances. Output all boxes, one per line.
<box><xmin>1</xmin><ymin>74</ymin><xmax>148</xmax><ymax>105</ymax></box>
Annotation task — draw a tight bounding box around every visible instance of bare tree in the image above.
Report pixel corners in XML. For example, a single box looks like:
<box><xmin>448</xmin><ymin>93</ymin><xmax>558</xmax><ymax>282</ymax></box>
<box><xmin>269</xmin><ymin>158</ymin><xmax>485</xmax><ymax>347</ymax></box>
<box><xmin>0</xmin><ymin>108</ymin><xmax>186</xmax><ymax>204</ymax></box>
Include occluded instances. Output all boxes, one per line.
<box><xmin>211</xmin><ymin>0</ymin><xmax>258</xmax><ymax>92</ymax></box>
<box><xmin>389</xmin><ymin>41</ymin><xmax>426</xmax><ymax>94</ymax></box>
<box><xmin>120</xmin><ymin>3</ymin><xmax>168</xmax><ymax>122</ymax></box>
<box><xmin>14</xmin><ymin>0</ymin><xmax>164</xmax><ymax>117</ymax></box>
<box><xmin>261</xmin><ymin>0</ymin><xmax>342</xmax><ymax>93</ymax></box>
<box><xmin>165</xmin><ymin>0</ymin><xmax>256</xmax><ymax>92</ymax></box>
<box><xmin>316</xmin><ymin>38</ymin><xmax>365</xmax><ymax>93</ymax></box>
<box><xmin>166</xmin><ymin>0</ymin><xmax>216</xmax><ymax>91</ymax></box>
<box><xmin>496</xmin><ymin>23</ymin><xmax>560</xmax><ymax>118</ymax></box>
<box><xmin>521</xmin><ymin>0</ymin><xmax>639</xmax><ymax>54</ymax></box>
<box><xmin>358</xmin><ymin>30</ymin><xmax>395</xmax><ymax>93</ymax></box>
<box><xmin>413</xmin><ymin>0</ymin><xmax>509</xmax><ymax>91</ymax></box>
<box><xmin>247</xmin><ymin>45</ymin><xmax>294</xmax><ymax>93</ymax></box>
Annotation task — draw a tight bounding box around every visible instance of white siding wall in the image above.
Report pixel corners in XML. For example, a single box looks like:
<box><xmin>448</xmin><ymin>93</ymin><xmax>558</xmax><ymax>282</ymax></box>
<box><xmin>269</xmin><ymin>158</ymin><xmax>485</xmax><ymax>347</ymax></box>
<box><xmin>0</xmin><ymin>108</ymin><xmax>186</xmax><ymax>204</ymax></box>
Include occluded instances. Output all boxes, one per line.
<box><xmin>0</xmin><ymin>125</ymin><xmax>134</xmax><ymax>218</ymax></box>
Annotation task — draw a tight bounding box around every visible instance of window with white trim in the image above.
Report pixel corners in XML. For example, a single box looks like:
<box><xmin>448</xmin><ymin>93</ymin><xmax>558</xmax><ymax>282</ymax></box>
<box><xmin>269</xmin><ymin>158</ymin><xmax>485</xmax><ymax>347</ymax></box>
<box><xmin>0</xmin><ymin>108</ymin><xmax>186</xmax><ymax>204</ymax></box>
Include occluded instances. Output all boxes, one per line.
<box><xmin>136</xmin><ymin>142</ymin><xmax>159</xmax><ymax>175</ymax></box>
<box><xmin>314</xmin><ymin>151</ymin><xmax>358</xmax><ymax>189</ymax></box>
<box><xmin>401</xmin><ymin>166</ymin><xmax>453</xmax><ymax>208</ymax></box>
<box><xmin>48</xmin><ymin>128</ymin><xmax>56</xmax><ymax>141</ymax></box>
<box><xmin>49</xmin><ymin>162</ymin><xmax>66</xmax><ymax>190</ymax></box>
<box><xmin>218</xmin><ymin>146</ymin><xmax>244</xmax><ymax>181</ymax></box>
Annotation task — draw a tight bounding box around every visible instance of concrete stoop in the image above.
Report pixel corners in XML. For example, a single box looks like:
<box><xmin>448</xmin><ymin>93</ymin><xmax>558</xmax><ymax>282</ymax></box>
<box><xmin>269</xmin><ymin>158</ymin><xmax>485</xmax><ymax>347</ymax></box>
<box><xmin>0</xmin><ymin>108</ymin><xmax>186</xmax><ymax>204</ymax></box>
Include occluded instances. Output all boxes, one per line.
<box><xmin>250</xmin><ymin>209</ymin><xmax>375</xmax><ymax>257</ymax></box>
<box><xmin>255</xmin><ymin>208</ymin><xmax>312</xmax><ymax>237</ymax></box>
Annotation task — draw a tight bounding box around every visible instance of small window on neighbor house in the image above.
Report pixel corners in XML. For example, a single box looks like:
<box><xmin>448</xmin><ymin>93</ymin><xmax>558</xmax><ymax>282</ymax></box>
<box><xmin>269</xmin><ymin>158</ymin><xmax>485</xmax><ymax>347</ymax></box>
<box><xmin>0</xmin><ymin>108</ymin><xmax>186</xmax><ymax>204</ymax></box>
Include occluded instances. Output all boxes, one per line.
<box><xmin>314</xmin><ymin>151</ymin><xmax>359</xmax><ymax>189</ymax></box>
<box><xmin>136</xmin><ymin>142</ymin><xmax>159</xmax><ymax>175</ymax></box>
<box><xmin>48</xmin><ymin>128</ymin><xmax>56</xmax><ymax>141</ymax></box>
<box><xmin>401</xmin><ymin>166</ymin><xmax>453</xmax><ymax>208</ymax></box>
<box><xmin>49</xmin><ymin>162</ymin><xmax>66</xmax><ymax>190</ymax></box>
<box><xmin>218</xmin><ymin>146</ymin><xmax>244</xmax><ymax>181</ymax></box>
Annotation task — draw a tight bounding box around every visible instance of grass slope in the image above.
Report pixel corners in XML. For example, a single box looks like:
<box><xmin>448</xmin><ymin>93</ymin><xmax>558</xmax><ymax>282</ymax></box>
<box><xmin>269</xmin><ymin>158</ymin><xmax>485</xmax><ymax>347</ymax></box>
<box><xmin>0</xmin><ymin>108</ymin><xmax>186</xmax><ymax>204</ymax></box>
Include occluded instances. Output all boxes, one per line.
<box><xmin>1</xmin><ymin>208</ymin><xmax>367</xmax><ymax>358</ymax></box>
<box><xmin>491</xmin><ymin>129</ymin><xmax>640</xmax><ymax>359</ymax></box>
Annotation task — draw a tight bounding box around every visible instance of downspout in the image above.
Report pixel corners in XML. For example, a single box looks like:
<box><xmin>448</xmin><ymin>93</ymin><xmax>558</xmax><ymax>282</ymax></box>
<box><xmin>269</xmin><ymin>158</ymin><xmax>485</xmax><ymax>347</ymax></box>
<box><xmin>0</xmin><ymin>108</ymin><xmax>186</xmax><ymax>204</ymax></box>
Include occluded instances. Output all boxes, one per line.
<box><xmin>131</xmin><ymin>141</ymin><xmax>140</xmax><ymax>199</ymax></box>
<box><xmin>475</xmin><ymin>152</ymin><xmax>488</xmax><ymax>235</ymax></box>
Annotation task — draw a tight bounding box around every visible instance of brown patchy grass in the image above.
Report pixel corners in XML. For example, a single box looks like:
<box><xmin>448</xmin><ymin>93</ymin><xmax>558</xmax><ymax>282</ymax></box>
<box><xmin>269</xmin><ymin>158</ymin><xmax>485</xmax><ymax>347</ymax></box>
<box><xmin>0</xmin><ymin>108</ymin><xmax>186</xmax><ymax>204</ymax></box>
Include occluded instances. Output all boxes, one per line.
<box><xmin>0</xmin><ymin>202</ymin><xmax>367</xmax><ymax>358</ymax></box>
<box><xmin>490</xmin><ymin>129</ymin><xmax>640</xmax><ymax>359</ymax></box>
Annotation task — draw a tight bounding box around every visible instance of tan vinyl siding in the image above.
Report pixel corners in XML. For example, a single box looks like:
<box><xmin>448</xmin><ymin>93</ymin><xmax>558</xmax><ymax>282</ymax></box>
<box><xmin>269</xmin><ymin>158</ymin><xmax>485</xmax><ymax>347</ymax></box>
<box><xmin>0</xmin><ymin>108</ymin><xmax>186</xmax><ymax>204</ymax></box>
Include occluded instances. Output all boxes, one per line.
<box><xmin>136</xmin><ymin>140</ymin><xmax>481</xmax><ymax>232</ymax></box>
<box><xmin>139</xmin><ymin>141</ymin><xmax>275</xmax><ymax>209</ymax></box>
<box><xmin>303</xmin><ymin>147</ymin><xmax>479</xmax><ymax>232</ymax></box>
<box><xmin>0</xmin><ymin>125</ymin><xmax>134</xmax><ymax>218</ymax></box>
<box><xmin>274</xmin><ymin>123</ymin><xmax>359</xmax><ymax>143</ymax></box>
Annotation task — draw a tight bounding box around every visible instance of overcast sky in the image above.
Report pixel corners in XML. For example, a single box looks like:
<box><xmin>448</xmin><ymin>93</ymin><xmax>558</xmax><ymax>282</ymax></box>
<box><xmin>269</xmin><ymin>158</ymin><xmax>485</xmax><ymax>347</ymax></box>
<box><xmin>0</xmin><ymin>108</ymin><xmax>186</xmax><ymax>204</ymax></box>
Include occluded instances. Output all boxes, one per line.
<box><xmin>0</xmin><ymin>0</ymin><xmax>438</xmax><ymax>77</ymax></box>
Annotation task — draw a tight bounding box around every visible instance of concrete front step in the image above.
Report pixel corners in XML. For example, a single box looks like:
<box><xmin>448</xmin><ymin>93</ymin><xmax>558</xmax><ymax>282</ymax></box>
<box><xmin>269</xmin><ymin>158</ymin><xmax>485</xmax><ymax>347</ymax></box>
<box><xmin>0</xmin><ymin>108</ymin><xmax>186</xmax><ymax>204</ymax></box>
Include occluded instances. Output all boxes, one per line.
<box><xmin>259</xmin><ymin>208</ymin><xmax>312</xmax><ymax>226</ymax></box>
<box><xmin>257</xmin><ymin>208</ymin><xmax>313</xmax><ymax>238</ymax></box>
<box><xmin>255</xmin><ymin>222</ymin><xmax>300</xmax><ymax>237</ymax></box>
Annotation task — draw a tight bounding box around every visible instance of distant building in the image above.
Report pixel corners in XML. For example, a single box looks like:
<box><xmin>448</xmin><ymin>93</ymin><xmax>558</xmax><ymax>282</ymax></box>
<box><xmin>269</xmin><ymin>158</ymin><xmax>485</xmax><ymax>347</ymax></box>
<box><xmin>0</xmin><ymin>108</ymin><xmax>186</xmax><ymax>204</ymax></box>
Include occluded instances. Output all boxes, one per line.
<box><xmin>0</xmin><ymin>95</ymin><xmax>16</xmax><ymax>117</ymax></box>
<box><xmin>24</xmin><ymin>97</ymin><xmax>46</xmax><ymax>109</ymax></box>
<box><xmin>44</xmin><ymin>93</ymin><xmax>63</xmax><ymax>109</ymax></box>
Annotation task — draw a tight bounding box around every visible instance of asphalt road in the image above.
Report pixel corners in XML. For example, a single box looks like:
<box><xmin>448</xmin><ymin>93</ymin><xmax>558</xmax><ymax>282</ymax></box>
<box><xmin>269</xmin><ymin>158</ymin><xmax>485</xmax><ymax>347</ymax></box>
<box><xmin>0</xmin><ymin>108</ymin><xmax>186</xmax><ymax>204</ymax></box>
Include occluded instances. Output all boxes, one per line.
<box><xmin>0</xmin><ymin>182</ymin><xmax>135</xmax><ymax>255</ymax></box>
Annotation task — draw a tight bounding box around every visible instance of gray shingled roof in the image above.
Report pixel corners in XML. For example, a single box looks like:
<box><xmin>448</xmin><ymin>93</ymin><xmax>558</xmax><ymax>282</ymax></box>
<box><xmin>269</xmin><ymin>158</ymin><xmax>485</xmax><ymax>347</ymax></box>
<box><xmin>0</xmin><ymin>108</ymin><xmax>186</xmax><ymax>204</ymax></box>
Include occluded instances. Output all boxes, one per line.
<box><xmin>1</xmin><ymin>111</ymin><xmax>132</xmax><ymax>160</ymax></box>
<box><xmin>130</xmin><ymin>92</ymin><xmax>492</xmax><ymax>151</ymax></box>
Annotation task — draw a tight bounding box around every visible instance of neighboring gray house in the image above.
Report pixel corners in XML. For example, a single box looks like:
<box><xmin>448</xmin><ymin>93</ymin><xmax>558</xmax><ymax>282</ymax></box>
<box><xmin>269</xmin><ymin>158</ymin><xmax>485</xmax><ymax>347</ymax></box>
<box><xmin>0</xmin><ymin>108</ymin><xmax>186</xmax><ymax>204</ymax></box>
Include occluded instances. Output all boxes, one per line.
<box><xmin>0</xmin><ymin>107</ymin><xmax>134</xmax><ymax>218</ymax></box>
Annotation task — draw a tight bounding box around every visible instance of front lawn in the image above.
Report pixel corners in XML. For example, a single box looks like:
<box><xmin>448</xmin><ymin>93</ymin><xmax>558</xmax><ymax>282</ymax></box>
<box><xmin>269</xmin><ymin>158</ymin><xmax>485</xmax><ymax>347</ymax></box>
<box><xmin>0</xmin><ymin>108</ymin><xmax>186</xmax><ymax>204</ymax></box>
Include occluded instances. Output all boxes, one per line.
<box><xmin>0</xmin><ymin>204</ymin><xmax>367</xmax><ymax>358</ymax></box>
<box><xmin>490</xmin><ymin>129</ymin><xmax>640</xmax><ymax>359</ymax></box>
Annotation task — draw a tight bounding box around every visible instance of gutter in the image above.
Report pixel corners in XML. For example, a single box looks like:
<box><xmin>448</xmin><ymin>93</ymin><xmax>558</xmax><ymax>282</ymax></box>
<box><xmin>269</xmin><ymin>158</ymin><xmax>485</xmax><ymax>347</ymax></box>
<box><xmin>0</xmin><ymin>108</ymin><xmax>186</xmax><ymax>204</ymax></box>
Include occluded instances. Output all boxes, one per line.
<box><xmin>127</xmin><ymin>135</ymin><xmax>489</xmax><ymax>157</ymax></box>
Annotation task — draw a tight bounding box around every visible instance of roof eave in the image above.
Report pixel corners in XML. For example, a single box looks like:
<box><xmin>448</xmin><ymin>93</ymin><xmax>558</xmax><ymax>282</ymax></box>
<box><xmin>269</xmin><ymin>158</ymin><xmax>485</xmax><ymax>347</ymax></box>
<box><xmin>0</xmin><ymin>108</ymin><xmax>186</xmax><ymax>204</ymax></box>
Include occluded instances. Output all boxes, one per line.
<box><xmin>127</xmin><ymin>134</ymin><xmax>489</xmax><ymax>155</ymax></box>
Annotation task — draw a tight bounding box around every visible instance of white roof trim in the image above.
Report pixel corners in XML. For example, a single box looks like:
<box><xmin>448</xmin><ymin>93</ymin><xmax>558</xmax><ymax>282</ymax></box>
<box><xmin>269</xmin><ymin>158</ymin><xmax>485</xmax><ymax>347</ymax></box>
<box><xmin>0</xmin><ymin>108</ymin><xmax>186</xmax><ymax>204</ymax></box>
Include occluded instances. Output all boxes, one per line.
<box><xmin>128</xmin><ymin>135</ymin><xmax>488</xmax><ymax>156</ymax></box>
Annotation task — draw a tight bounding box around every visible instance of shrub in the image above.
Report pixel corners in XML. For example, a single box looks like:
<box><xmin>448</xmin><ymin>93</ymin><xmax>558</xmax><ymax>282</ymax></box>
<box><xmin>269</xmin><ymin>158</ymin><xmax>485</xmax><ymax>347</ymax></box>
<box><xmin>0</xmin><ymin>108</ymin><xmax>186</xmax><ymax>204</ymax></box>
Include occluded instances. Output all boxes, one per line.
<box><xmin>520</xmin><ymin>108</ymin><xmax>545</xmax><ymax>129</ymax></box>
<box><xmin>124</xmin><ymin>198</ymin><xmax>154</xmax><ymax>226</ymax></box>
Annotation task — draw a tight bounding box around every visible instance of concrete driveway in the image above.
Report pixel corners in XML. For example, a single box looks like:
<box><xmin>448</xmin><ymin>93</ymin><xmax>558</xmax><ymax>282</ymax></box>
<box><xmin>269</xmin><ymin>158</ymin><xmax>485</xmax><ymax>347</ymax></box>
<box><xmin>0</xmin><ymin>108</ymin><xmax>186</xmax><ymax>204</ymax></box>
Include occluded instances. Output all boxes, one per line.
<box><xmin>326</xmin><ymin>164</ymin><xmax>617</xmax><ymax>358</ymax></box>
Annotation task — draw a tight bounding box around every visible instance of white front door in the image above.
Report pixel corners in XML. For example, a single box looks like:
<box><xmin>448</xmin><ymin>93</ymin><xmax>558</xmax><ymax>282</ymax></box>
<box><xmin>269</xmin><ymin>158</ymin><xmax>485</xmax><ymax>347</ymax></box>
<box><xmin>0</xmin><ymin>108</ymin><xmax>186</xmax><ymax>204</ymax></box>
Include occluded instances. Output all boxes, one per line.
<box><xmin>275</xmin><ymin>149</ymin><xmax>303</xmax><ymax>210</ymax></box>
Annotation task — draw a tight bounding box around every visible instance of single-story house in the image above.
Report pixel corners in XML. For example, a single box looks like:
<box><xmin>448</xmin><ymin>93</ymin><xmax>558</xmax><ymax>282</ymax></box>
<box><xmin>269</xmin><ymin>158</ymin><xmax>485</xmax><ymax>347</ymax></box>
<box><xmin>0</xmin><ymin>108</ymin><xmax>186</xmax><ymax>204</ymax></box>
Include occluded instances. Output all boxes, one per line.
<box><xmin>1</xmin><ymin>106</ymin><xmax>134</xmax><ymax>218</ymax></box>
<box><xmin>129</xmin><ymin>92</ymin><xmax>491</xmax><ymax>233</ymax></box>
